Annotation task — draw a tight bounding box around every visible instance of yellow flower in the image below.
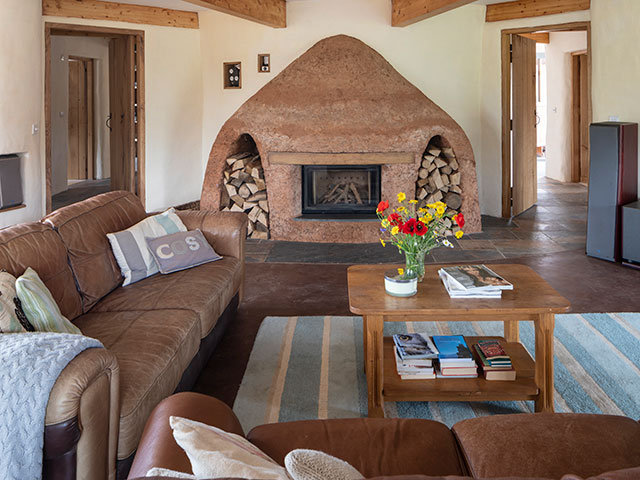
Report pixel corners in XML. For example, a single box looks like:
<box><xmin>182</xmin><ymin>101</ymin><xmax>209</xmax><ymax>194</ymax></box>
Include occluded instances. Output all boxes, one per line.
<box><xmin>391</xmin><ymin>226</ymin><xmax>400</xmax><ymax>235</ymax></box>
<box><xmin>381</xmin><ymin>219</ymin><xmax>390</xmax><ymax>228</ymax></box>
<box><xmin>455</xmin><ymin>231</ymin><xmax>464</xmax><ymax>239</ymax></box>
<box><xmin>418</xmin><ymin>208</ymin><xmax>428</xmax><ymax>214</ymax></box>
<box><xmin>436</xmin><ymin>205</ymin><xmax>445</xmax><ymax>216</ymax></box>
<box><xmin>397</xmin><ymin>192</ymin><xmax>406</xmax><ymax>203</ymax></box>
<box><xmin>397</xmin><ymin>206</ymin><xmax>406</xmax><ymax>213</ymax></box>
<box><xmin>423</xmin><ymin>212</ymin><xmax>434</xmax><ymax>222</ymax></box>
<box><xmin>380</xmin><ymin>238</ymin><xmax>386</xmax><ymax>247</ymax></box>
<box><xmin>409</xmin><ymin>199</ymin><xmax>418</xmax><ymax>204</ymax></box>
<box><xmin>435</xmin><ymin>201</ymin><xmax>447</xmax><ymax>209</ymax></box>
<box><xmin>397</xmin><ymin>268</ymin><xmax>404</xmax><ymax>276</ymax></box>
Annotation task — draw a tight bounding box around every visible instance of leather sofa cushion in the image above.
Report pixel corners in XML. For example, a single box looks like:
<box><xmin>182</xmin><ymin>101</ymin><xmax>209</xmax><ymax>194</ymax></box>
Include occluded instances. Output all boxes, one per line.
<box><xmin>43</xmin><ymin>191</ymin><xmax>147</xmax><ymax>312</ymax></box>
<box><xmin>92</xmin><ymin>258</ymin><xmax>242</xmax><ymax>338</ymax></box>
<box><xmin>0</xmin><ymin>222</ymin><xmax>83</xmax><ymax>319</ymax></box>
<box><xmin>452</xmin><ymin>413</ymin><xmax>640</xmax><ymax>479</ymax></box>
<box><xmin>247</xmin><ymin>418</ymin><xmax>466</xmax><ymax>478</ymax></box>
<box><xmin>75</xmin><ymin>309</ymin><xmax>201</xmax><ymax>460</ymax></box>
<box><xmin>128</xmin><ymin>392</ymin><xmax>244</xmax><ymax>479</ymax></box>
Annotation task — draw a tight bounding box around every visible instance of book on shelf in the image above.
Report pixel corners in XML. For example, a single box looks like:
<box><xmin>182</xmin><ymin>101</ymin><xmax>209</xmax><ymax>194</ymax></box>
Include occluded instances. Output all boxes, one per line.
<box><xmin>439</xmin><ymin>270</ymin><xmax>503</xmax><ymax>299</ymax></box>
<box><xmin>436</xmin><ymin>371</ymin><xmax>478</xmax><ymax>379</ymax></box>
<box><xmin>471</xmin><ymin>342</ymin><xmax>516</xmax><ymax>381</ymax></box>
<box><xmin>438</xmin><ymin>265</ymin><xmax>513</xmax><ymax>297</ymax></box>
<box><xmin>393</xmin><ymin>333</ymin><xmax>439</xmax><ymax>360</ymax></box>
<box><xmin>439</xmin><ymin>365</ymin><xmax>478</xmax><ymax>376</ymax></box>
<box><xmin>394</xmin><ymin>347</ymin><xmax>436</xmax><ymax>380</ymax></box>
<box><xmin>432</xmin><ymin>335</ymin><xmax>473</xmax><ymax>362</ymax></box>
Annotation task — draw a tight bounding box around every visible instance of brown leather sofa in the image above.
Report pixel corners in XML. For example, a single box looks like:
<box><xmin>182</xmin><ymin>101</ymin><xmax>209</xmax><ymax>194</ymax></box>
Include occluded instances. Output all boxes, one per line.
<box><xmin>128</xmin><ymin>392</ymin><xmax>640</xmax><ymax>480</ymax></box>
<box><xmin>0</xmin><ymin>191</ymin><xmax>247</xmax><ymax>480</ymax></box>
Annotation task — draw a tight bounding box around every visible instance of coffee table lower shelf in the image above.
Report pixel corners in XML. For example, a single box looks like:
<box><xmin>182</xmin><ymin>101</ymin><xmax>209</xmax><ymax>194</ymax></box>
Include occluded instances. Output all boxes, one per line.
<box><xmin>383</xmin><ymin>336</ymin><xmax>539</xmax><ymax>403</ymax></box>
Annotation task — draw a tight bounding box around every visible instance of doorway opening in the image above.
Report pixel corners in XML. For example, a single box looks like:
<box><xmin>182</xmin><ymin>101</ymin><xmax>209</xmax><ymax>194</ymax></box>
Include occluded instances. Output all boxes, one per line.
<box><xmin>501</xmin><ymin>22</ymin><xmax>591</xmax><ymax>219</ymax></box>
<box><xmin>45</xmin><ymin>23</ymin><xmax>146</xmax><ymax>212</ymax></box>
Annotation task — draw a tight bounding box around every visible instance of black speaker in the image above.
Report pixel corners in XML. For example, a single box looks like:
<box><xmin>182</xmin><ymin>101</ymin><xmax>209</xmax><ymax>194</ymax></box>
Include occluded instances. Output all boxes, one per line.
<box><xmin>622</xmin><ymin>201</ymin><xmax>640</xmax><ymax>265</ymax></box>
<box><xmin>586</xmin><ymin>122</ymin><xmax>638</xmax><ymax>262</ymax></box>
<box><xmin>0</xmin><ymin>155</ymin><xmax>23</xmax><ymax>209</ymax></box>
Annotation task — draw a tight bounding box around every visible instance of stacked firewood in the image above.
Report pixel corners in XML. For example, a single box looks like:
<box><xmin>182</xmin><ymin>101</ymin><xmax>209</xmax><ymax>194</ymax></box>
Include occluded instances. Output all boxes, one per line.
<box><xmin>220</xmin><ymin>152</ymin><xmax>269</xmax><ymax>239</ymax></box>
<box><xmin>320</xmin><ymin>182</ymin><xmax>364</xmax><ymax>205</ymax></box>
<box><xmin>415</xmin><ymin>144</ymin><xmax>462</xmax><ymax>235</ymax></box>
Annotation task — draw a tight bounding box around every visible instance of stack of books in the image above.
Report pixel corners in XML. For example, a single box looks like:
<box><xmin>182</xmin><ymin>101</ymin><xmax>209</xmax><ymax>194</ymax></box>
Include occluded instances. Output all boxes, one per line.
<box><xmin>473</xmin><ymin>340</ymin><xmax>516</xmax><ymax>381</ymax></box>
<box><xmin>432</xmin><ymin>335</ymin><xmax>478</xmax><ymax>378</ymax></box>
<box><xmin>438</xmin><ymin>265</ymin><xmax>513</xmax><ymax>299</ymax></box>
<box><xmin>392</xmin><ymin>333</ymin><xmax>438</xmax><ymax>380</ymax></box>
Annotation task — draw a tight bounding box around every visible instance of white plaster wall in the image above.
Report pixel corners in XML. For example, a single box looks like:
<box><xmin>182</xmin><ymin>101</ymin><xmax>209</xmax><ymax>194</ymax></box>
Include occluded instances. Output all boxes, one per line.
<box><xmin>544</xmin><ymin>31</ymin><xmax>587</xmax><ymax>183</ymax></box>
<box><xmin>0</xmin><ymin>0</ymin><xmax>44</xmax><ymax>227</ymax></box>
<box><xmin>591</xmin><ymin>0</ymin><xmax>640</xmax><ymax>198</ymax></box>
<box><xmin>199</xmin><ymin>0</ymin><xmax>485</xmax><ymax>206</ymax></box>
<box><xmin>479</xmin><ymin>10</ymin><xmax>591</xmax><ymax>216</ymax></box>
<box><xmin>50</xmin><ymin>36</ymin><xmax>111</xmax><ymax>195</ymax></box>
<box><xmin>43</xmin><ymin>16</ymin><xmax>204</xmax><ymax>212</ymax></box>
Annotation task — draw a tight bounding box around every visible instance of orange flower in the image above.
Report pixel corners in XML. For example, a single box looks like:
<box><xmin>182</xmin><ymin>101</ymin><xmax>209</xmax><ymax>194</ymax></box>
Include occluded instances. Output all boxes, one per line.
<box><xmin>376</xmin><ymin>200</ymin><xmax>389</xmax><ymax>213</ymax></box>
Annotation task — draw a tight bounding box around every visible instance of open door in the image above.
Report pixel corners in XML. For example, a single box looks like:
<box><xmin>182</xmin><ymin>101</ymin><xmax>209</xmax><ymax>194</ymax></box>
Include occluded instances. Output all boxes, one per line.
<box><xmin>511</xmin><ymin>34</ymin><xmax>538</xmax><ymax>216</ymax></box>
<box><xmin>109</xmin><ymin>36</ymin><xmax>136</xmax><ymax>192</ymax></box>
<box><xmin>572</xmin><ymin>52</ymin><xmax>590</xmax><ymax>184</ymax></box>
<box><xmin>68</xmin><ymin>58</ymin><xmax>94</xmax><ymax>181</ymax></box>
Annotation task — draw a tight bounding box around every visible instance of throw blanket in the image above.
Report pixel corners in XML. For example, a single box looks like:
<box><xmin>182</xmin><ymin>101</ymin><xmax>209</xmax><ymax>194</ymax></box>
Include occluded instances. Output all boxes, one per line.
<box><xmin>0</xmin><ymin>332</ymin><xmax>103</xmax><ymax>480</ymax></box>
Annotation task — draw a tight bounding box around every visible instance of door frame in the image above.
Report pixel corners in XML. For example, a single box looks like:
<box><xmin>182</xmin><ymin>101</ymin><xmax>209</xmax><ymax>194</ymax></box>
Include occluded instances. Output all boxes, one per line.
<box><xmin>501</xmin><ymin>21</ymin><xmax>592</xmax><ymax>218</ymax></box>
<box><xmin>44</xmin><ymin>22</ymin><xmax>146</xmax><ymax>213</ymax></box>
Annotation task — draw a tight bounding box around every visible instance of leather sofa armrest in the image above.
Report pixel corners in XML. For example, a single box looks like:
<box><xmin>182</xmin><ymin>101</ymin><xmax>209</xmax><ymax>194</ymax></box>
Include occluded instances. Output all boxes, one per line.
<box><xmin>128</xmin><ymin>392</ymin><xmax>244</xmax><ymax>479</ymax></box>
<box><xmin>45</xmin><ymin>347</ymin><xmax>120</xmax><ymax>480</ymax></box>
<box><xmin>176</xmin><ymin>210</ymin><xmax>248</xmax><ymax>260</ymax></box>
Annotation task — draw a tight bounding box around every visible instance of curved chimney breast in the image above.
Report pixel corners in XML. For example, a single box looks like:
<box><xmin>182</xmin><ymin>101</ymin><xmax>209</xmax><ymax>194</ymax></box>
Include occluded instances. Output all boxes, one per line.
<box><xmin>202</xmin><ymin>35</ymin><xmax>481</xmax><ymax>242</ymax></box>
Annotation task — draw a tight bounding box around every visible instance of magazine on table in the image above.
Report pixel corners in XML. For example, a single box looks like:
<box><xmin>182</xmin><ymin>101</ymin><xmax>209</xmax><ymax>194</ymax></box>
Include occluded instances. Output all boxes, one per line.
<box><xmin>393</xmin><ymin>333</ymin><xmax>439</xmax><ymax>360</ymax></box>
<box><xmin>439</xmin><ymin>265</ymin><xmax>513</xmax><ymax>292</ymax></box>
<box><xmin>432</xmin><ymin>335</ymin><xmax>473</xmax><ymax>362</ymax></box>
<box><xmin>439</xmin><ymin>270</ymin><xmax>502</xmax><ymax>298</ymax></box>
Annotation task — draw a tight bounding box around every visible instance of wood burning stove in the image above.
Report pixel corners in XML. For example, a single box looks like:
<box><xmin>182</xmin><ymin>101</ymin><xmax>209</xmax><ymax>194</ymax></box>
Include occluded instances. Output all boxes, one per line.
<box><xmin>302</xmin><ymin>165</ymin><xmax>381</xmax><ymax>216</ymax></box>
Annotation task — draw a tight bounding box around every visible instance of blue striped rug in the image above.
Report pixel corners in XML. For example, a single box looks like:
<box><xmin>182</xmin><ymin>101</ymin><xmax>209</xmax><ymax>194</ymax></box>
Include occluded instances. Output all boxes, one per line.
<box><xmin>233</xmin><ymin>314</ymin><xmax>640</xmax><ymax>432</ymax></box>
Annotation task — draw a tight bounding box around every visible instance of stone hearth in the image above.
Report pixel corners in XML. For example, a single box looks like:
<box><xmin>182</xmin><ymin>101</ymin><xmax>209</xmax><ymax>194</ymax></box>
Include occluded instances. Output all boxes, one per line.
<box><xmin>201</xmin><ymin>35</ymin><xmax>481</xmax><ymax>243</ymax></box>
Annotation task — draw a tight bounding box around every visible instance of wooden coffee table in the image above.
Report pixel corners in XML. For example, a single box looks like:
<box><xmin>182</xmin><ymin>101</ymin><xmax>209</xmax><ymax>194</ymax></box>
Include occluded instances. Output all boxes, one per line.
<box><xmin>347</xmin><ymin>264</ymin><xmax>570</xmax><ymax>417</ymax></box>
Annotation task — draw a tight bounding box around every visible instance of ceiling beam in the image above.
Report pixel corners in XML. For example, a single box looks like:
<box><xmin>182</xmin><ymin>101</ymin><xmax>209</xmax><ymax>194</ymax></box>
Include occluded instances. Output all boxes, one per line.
<box><xmin>42</xmin><ymin>0</ymin><xmax>199</xmax><ymax>29</ymax></box>
<box><xmin>182</xmin><ymin>0</ymin><xmax>286</xmax><ymax>28</ymax></box>
<box><xmin>519</xmin><ymin>32</ymin><xmax>550</xmax><ymax>43</ymax></box>
<box><xmin>392</xmin><ymin>0</ymin><xmax>476</xmax><ymax>27</ymax></box>
<box><xmin>486</xmin><ymin>0</ymin><xmax>590</xmax><ymax>23</ymax></box>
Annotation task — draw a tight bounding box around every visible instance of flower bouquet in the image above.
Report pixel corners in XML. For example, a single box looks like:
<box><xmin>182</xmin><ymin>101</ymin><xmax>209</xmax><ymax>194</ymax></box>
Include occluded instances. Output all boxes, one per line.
<box><xmin>377</xmin><ymin>192</ymin><xmax>465</xmax><ymax>282</ymax></box>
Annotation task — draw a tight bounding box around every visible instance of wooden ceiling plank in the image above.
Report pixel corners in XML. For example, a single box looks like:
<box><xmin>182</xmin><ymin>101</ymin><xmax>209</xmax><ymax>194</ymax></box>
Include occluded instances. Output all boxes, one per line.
<box><xmin>42</xmin><ymin>0</ymin><xmax>199</xmax><ymax>29</ymax></box>
<box><xmin>392</xmin><ymin>0</ymin><xmax>476</xmax><ymax>27</ymax></box>
<box><xmin>486</xmin><ymin>0</ymin><xmax>591</xmax><ymax>23</ymax></box>
<box><xmin>183</xmin><ymin>0</ymin><xmax>286</xmax><ymax>28</ymax></box>
<box><xmin>520</xmin><ymin>32</ymin><xmax>550</xmax><ymax>43</ymax></box>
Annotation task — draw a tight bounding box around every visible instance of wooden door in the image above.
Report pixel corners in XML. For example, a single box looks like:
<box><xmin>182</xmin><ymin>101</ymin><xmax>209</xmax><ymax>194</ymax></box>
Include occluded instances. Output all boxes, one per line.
<box><xmin>68</xmin><ymin>58</ymin><xmax>94</xmax><ymax>181</ymax></box>
<box><xmin>511</xmin><ymin>34</ymin><xmax>538</xmax><ymax>216</ymax></box>
<box><xmin>572</xmin><ymin>53</ymin><xmax>590</xmax><ymax>183</ymax></box>
<box><xmin>109</xmin><ymin>37</ymin><xmax>136</xmax><ymax>192</ymax></box>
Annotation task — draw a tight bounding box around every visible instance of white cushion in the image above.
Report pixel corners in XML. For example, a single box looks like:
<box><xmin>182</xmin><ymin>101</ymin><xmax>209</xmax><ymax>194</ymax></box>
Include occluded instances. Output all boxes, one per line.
<box><xmin>145</xmin><ymin>467</ymin><xmax>196</xmax><ymax>479</ymax></box>
<box><xmin>284</xmin><ymin>449</ymin><xmax>364</xmax><ymax>480</ymax></box>
<box><xmin>170</xmin><ymin>416</ymin><xmax>289</xmax><ymax>480</ymax></box>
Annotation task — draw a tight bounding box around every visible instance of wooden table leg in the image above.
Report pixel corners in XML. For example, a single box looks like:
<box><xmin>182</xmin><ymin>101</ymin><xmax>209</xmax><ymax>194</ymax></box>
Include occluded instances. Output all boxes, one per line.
<box><xmin>362</xmin><ymin>316</ymin><xmax>368</xmax><ymax>373</ymax></box>
<box><xmin>504</xmin><ymin>320</ymin><xmax>520</xmax><ymax>343</ymax></box>
<box><xmin>365</xmin><ymin>315</ymin><xmax>384</xmax><ymax>418</ymax></box>
<box><xmin>534</xmin><ymin>313</ymin><xmax>555</xmax><ymax>413</ymax></box>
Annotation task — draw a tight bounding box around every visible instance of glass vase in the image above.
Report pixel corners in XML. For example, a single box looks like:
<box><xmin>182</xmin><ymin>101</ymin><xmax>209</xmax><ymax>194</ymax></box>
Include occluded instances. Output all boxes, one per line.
<box><xmin>404</xmin><ymin>250</ymin><xmax>426</xmax><ymax>282</ymax></box>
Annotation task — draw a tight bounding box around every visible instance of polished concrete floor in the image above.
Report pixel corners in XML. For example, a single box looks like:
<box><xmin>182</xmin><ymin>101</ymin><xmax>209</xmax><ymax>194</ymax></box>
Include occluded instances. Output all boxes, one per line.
<box><xmin>52</xmin><ymin>179</ymin><xmax>111</xmax><ymax>211</ymax></box>
<box><xmin>194</xmin><ymin>178</ymin><xmax>640</xmax><ymax>406</ymax></box>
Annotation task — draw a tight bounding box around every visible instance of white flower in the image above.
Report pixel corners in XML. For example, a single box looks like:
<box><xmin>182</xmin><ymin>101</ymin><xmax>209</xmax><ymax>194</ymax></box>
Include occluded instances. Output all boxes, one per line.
<box><xmin>442</xmin><ymin>239</ymin><xmax>453</xmax><ymax>248</ymax></box>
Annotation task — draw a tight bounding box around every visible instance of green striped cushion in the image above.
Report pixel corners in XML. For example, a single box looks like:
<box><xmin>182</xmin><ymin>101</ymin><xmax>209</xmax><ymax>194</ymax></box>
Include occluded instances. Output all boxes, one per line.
<box><xmin>15</xmin><ymin>267</ymin><xmax>82</xmax><ymax>335</ymax></box>
<box><xmin>0</xmin><ymin>271</ymin><xmax>34</xmax><ymax>333</ymax></box>
<box><xmin>107</xmin><ymin>208</ymin><xmax>187</xmax><ymax>286</ymax></box>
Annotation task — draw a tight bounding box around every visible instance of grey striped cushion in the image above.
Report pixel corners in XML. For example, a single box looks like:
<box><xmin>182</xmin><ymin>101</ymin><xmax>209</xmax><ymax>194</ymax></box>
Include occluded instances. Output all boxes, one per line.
<box><xmin>107</xmin><ymin>208</ymin><xmax>187</xmax><ymax>286</ymax></box>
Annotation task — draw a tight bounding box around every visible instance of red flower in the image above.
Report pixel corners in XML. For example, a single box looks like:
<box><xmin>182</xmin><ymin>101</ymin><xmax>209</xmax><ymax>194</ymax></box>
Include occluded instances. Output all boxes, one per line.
<box><xmin>401</xmin><ymin>218</ymin><xmax>418</xmax><ymax>236</ymax></box>
<box><xmin>414</xmin><ymin>221</ymin><xmax>428</xmax><ymax>236</ymax></box>
<box><xmin>454</xmin><ymin>213</ymin><xmax>465</xmax><ymax>228</ymax></box>
<box><xmin>387</xmin><ymin>213</ymin><xmax>402</xmax><ymax>226</ymax></box>
<box><xmin>376</xmin><ymin>200</ymin><xmax>389</xmax><ymax>213</ymax></box>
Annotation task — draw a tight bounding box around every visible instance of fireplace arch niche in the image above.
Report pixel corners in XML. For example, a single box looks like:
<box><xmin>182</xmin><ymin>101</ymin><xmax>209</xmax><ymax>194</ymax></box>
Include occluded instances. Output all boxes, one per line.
<box><xmin>201</xmin><ymin>35</ymin><xmax>481</xmax><ymax>243</ymax></box>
